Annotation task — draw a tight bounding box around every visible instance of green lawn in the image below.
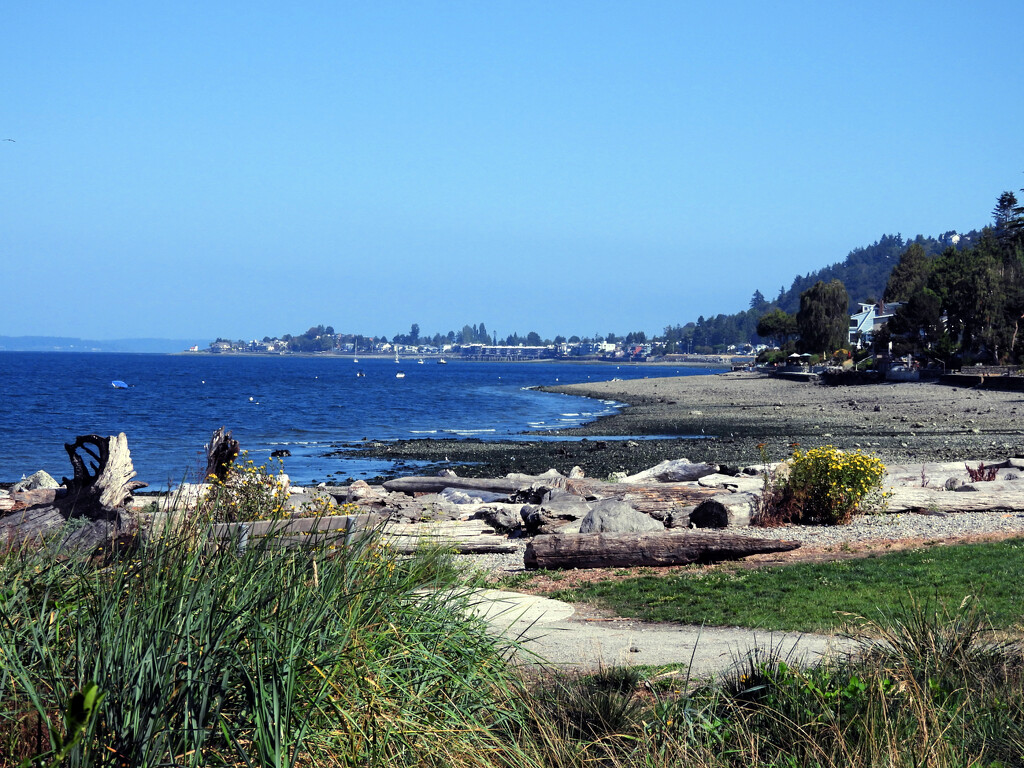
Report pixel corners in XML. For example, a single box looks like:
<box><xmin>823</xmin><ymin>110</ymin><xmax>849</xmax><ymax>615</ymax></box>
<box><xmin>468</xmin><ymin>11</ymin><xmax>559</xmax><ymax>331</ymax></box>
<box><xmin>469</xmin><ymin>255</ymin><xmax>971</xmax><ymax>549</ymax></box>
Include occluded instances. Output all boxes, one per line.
<box><xmin>547</xmin><ymin>539</ymin><xmax>1024</xmax><ymax>633</ymax></box>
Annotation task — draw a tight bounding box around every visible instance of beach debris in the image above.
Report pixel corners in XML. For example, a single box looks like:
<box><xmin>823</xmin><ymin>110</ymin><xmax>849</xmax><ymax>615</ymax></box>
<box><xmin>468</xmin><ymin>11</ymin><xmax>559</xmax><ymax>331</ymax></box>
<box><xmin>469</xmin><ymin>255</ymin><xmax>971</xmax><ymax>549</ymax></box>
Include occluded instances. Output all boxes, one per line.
<box><xmin>1</xmin><ymin>433</ymin><xmax>146</xmax><ymax>554</ymax></box>
<box><xmin>578</xmin><ymin>499</ymin><xmax>664</xmax><ymax>534</ymax></box>
<box><xmin>623</xmin><ymin>458</ymin><xmax>717</xmax><ymax>484</ymax></box>
<box><xmin>524</xmin><ymin>530</ymin><xmax>801</xmax><ymax>570</ymax></box>
<box><xmin>689</xmin><ymin>494</ymin><xmax>758</xmax><ymax>529</ymax></box>
<box><xmin>474</xmin><ymin>503</ymin><xmax>523</xmax><ymax>533</ymax></box>
<box><xmin>11</xmin><ymin>470</ymin><xmax>59</xmax><ymax>493</ymax></box>
<box><xmin>205</xmin><ymin>427</ymin><xmax>240</xmax><ymax>483</ymax></box>
<box><xmin>438</xmin><ymin>487</ymin><xmax>509</xmax><ymax>505</ymax></box>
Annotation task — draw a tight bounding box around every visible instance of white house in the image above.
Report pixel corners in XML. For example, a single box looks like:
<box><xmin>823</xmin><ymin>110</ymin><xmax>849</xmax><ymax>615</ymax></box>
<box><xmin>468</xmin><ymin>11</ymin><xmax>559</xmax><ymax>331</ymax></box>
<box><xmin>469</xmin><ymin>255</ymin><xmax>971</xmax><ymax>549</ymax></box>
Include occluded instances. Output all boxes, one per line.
<box><xmin>849</xmin><ymin>301</ymin><xmax>902</xmax><ymax>348</ymax></box>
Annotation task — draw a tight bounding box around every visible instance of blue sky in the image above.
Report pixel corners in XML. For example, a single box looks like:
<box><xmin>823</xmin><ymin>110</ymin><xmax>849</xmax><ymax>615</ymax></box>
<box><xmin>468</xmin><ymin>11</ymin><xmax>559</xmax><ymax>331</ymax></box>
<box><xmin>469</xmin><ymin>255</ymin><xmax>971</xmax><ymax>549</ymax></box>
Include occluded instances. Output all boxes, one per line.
<box><xmin>3</xmin><ymin>1</ymin><xmax>1022</xmax><ymax>342</ymax></box>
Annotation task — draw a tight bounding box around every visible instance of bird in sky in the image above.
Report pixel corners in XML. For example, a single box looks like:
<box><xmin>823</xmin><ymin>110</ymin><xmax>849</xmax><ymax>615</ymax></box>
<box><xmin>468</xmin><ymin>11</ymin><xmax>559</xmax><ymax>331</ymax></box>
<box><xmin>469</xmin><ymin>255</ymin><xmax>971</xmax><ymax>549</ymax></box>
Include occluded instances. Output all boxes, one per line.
<box><xmin>3</xmin><ymin>138</ymin><xmax>14</xmax><ymax>142</ymax></box>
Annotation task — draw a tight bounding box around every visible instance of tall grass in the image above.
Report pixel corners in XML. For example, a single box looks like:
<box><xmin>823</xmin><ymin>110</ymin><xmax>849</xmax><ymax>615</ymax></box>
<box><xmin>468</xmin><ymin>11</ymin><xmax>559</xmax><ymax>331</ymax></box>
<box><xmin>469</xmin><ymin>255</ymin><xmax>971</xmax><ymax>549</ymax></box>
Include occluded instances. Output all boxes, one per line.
<box><xmin>2</xmin><ymin>494</ymin><xmax>1022</xmax><ymax>767</ymax></box>
<box><xmin>0</xmin><ymin>509</ymin><xmax>530</xmax><ymax>767</ymax></box>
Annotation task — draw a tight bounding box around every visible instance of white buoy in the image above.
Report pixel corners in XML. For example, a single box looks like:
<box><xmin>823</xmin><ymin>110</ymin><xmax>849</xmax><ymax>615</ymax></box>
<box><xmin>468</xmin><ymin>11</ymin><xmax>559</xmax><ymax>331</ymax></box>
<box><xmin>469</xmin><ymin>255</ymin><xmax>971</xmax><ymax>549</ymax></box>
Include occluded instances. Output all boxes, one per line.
<box><xmin>249</xmin><ymin>396</ymin><xmax>254</xmax><ymax>402</ymax></box>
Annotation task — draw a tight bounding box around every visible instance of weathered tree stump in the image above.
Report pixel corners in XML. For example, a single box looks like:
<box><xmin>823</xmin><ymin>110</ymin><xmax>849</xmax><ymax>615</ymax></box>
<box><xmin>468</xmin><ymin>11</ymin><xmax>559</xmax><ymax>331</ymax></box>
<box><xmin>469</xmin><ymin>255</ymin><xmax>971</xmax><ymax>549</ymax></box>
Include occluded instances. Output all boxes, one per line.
<box><xmin>0</xmin><ymin>433</ymin><xmax>147</xmax><ymax>552</ymax></box>
<box><xmin>524</xmin><ymin>530</ymin><xmax>801</xmax><ymax>570</ymax></box>
<box><xmin>205</xmin><ymin>427</ymin><xmax>240</xmax><ymax>482</ymax></box>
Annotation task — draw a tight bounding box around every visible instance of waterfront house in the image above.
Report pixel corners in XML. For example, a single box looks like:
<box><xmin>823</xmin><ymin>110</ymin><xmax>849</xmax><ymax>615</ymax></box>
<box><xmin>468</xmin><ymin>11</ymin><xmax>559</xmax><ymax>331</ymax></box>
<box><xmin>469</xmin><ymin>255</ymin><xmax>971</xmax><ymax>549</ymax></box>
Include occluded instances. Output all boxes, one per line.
<box><xmin>849</xmin><ymin>301</ymin><xmax>902</xmax><ymax>348</ymax></box>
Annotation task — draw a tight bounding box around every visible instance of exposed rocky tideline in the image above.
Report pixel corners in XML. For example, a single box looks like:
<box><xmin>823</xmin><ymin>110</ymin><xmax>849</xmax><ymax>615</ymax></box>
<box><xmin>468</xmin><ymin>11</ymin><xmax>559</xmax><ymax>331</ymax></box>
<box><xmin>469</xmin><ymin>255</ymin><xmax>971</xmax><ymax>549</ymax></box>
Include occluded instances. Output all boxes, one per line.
<box><xmin>349</xmin><ymin>372</ymin><xmax>1024</xmax><ymax>481</ymax></box>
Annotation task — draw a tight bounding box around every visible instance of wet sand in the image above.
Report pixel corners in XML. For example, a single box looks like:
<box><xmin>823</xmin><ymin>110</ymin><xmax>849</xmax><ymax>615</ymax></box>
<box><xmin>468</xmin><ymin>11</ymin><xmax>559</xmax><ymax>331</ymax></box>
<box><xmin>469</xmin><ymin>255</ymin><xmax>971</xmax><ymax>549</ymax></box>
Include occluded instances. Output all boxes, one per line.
<box><xmin>354</xmin><ymin>371</ymin><xmax>1024</xmax><ymax>480</ymax></box>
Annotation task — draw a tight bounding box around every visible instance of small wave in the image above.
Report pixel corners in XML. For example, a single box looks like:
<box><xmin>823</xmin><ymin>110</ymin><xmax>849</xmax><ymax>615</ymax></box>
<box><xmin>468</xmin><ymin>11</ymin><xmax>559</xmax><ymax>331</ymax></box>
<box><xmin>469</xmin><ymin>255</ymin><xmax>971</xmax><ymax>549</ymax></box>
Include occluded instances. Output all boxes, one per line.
<box><xmin>561</xmin><ymin>413</ymin><xmax>580</xmax><ymax>417</ymax></box>
<box><xmin>409</xmin><ymin>430</ymin><xmax>438</xmax><ymax>434</ymax></box>
<box><xmin>443</xmin><ymin>428</ymin><xmax>497</xmax><ymax>434</ymax></box>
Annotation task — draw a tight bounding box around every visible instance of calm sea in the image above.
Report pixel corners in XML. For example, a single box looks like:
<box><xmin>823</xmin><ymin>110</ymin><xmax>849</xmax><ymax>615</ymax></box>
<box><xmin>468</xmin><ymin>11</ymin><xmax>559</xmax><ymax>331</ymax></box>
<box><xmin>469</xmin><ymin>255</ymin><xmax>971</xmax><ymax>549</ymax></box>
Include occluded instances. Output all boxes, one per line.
<box><xmin>0</xmin><ymin>352</ymin><xmax>721</xmax><ymax>486</ymax></box>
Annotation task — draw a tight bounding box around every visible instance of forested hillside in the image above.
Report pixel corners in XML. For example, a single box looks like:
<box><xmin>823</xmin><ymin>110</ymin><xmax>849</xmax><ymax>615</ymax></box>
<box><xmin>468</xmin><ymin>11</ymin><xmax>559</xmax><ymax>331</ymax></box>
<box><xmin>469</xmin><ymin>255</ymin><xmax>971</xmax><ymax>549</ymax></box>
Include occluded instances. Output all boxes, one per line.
<box><xmin>663</xmin><ymin>229</ymin><xmax>980</xmax><ymax>352</ymax></box>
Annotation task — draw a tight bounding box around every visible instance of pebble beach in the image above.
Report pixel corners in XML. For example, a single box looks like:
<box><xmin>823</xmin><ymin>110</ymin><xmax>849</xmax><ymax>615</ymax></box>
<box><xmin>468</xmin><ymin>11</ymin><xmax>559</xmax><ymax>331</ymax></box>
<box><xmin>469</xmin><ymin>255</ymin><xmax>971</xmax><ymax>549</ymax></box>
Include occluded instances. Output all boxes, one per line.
<box><xmin>356</xmin><ymin>370</ymin><xmax>1024</xmax><ymax>479</ymax></box>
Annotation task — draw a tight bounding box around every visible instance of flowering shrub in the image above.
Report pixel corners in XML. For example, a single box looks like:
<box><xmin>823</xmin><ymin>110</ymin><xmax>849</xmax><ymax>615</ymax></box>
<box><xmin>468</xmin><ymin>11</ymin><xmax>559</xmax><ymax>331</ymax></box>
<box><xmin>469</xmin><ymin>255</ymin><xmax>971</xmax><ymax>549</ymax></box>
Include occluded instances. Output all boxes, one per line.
<box><xmin>755</xmin><ymin>445</ymin><xmax>888</xmax><ymax>526</ymax></box>
<box><xmin>204</xmin><ymin>452</ymin><xmax>288</xmax><ymax>523</ymax></box>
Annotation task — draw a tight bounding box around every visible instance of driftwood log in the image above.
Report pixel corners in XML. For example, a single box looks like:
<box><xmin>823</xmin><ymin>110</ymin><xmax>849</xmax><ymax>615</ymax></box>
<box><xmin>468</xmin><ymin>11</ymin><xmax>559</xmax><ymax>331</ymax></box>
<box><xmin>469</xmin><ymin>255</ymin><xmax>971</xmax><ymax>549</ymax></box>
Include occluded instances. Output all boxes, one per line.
<box><xmin>0</xmin><ymin>433</ymin><xmax>146</xmax><ymax>551</ymax></box>
<box><xmin>382</xmin><ymin>476</ymin><xmax>524</xmax><ymax>496</ymax></box>
<box><xmin>380</xmin><ymin>475</ymin><xmax>727</xmax><ymax>513</ymax></box>
<box><xmin>885</xmin><ymin>485</ymin><xmax>1024</xmax><ymax>514</ymax></box>
<box><xmin>524</xmin><ymin>531</ymin><xmax>801</xmax><ymax>570</ymax></box>
<box><xmin>561</xmin><ymin>479</ymin><xmax>726</xmax><ymax>513</ymax></box>
<box><xmin>205</xmin><ymin>427</ymin><xmax>240</xmax><ymax>482</ymax></box>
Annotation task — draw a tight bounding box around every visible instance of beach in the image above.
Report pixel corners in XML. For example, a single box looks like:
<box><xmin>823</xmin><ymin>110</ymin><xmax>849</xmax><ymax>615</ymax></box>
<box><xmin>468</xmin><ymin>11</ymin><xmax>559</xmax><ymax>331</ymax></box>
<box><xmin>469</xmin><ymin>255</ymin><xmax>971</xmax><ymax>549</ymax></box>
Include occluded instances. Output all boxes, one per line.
<box><xmin>355</xmin><ymin>371</ymin><xmax>1024</xmax><ymax>479</ymax></box>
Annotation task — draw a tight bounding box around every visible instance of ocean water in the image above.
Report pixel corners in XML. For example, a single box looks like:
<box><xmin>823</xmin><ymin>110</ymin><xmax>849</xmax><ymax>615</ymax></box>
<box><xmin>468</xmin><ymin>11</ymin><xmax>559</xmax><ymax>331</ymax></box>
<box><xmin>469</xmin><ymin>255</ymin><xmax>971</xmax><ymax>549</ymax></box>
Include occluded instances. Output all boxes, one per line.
<box><xmin>0</xmin><ymin>352</ymin><xmax>721</xmax><ymax>486</ymax></box>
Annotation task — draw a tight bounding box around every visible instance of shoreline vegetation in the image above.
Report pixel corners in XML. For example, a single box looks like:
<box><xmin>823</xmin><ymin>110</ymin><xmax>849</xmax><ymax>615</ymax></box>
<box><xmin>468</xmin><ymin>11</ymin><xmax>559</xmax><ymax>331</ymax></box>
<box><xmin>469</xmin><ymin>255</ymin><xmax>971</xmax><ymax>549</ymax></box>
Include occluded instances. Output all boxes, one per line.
<box><xmin>352</xmin><ymin>370</ymin><xmax>1024</xmax><ymax>481</ymax></box>
<box><xmin>6</xmin><ymin>372</ymin><xmax>1024</xmax><ymax>765</ymax></box>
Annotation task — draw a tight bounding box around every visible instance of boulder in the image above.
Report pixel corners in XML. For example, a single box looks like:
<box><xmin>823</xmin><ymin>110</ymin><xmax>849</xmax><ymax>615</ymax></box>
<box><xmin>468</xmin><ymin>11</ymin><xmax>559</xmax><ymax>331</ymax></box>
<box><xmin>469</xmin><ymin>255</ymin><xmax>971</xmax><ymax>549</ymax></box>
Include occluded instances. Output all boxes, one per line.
<box><xmin>569</xmin><ymin>466</ymin><xmax>585</xmax><ymax>479</ymax></box>
<box><xmin>624</xmin><ymin>459</ymin><xmax>717</xmax><ymax>484</ymax></box>
<box><xmin>476</xmin><ymin>503</ymin><xmax>523</xmax><ymax>533</ymax></box>
<box><xmin>12</xmin><ymin>470</ymin><xmax>60</xmax><ymax>493</ymax></box>
<box><xmin>579</xmin><ymin>499</ymin><xmax>664</xmax><ymax>534</ymax></box>
<box><xmin>346</xmin><ymin>479</ymin><xmax>385</xmax><ymax>503</ymax></box>
<box><xmin>688</xmin><ymin>493</ymin><xmax>757</xmax><ymax>528</ymax></box>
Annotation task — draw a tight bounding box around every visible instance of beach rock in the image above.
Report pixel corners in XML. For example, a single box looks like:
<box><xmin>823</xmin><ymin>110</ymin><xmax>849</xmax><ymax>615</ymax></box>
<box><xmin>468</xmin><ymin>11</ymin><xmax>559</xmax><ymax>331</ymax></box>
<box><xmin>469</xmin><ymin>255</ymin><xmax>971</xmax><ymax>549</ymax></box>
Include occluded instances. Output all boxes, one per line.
<box><xmin>12</xmin><ymin>470</ymin><xmax>60</xmax><ymax>493</ymax></box>
<box><xmin>346</xmin><ymin>480</ymin><xmax>385</xmax><ymax>503</ymax></box>
<box><xmin>476</xmin><ymin>503</ymin><xmax>522</xmax><ymax>533</ymax></box>
<box><xmin>569</xmin><ymin>466</ymin><xmax>585</xmax><ymax>479</ymax></box>
<box><xmin>538</xmin><ymin>498</ymin><xmax>593</xmax><ymax>519</ymax></box>
<box><xmin>579</xmin><ymin>499</ymin><xmax>664</xmax><ymax>534</ymax></box>
<box><xmin>689</xmin><ymin>493</ymin><xmax>757</xmax><ymax>528</ymax></box>
<box><xmin>624</xmin><ymin>459</ymin><xmax>717</xmax><ymax>484</ymax></box>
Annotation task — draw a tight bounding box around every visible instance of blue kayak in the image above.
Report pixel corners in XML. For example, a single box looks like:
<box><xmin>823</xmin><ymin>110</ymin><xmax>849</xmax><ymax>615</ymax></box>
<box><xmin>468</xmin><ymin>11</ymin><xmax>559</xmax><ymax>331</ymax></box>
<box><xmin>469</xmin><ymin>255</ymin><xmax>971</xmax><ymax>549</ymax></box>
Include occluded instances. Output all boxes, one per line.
<box><xmin>111</xmin><ymin>380</ymin><xmax>129</xmax><ymax>389</ymax></box>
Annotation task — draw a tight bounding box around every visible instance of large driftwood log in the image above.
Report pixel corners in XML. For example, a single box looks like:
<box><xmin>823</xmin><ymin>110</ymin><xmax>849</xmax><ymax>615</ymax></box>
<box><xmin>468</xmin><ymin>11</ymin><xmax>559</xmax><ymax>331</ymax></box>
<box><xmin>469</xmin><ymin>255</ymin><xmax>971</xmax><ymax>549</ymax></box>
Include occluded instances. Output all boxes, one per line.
<box><xmin>205</xmin><ymin>427</ymin><xmax>240</xmax><ymax>482</ymax></box>
<box><xmin>380</xmin><ymin>476</ymin><xmax>727</xmax><ymax>513</ymax></box>
<box><xmin>562</xmin><ymin>479</ymin><xmax>727</xmax><ymax>513</ymax></box>
<box><xmin>524</xmin><ymin>531</ymin><xmax>801</xmax><ymax>570</ymax></box>
<box><xmin>382</xmin><ymin>476</ymin><xmax>524</xmax><ymax>496</ymax></box>
<box><xmin>885</xmin><ymin>485</ymin><xmax>1024</xmax><ymax>514</ymax></box>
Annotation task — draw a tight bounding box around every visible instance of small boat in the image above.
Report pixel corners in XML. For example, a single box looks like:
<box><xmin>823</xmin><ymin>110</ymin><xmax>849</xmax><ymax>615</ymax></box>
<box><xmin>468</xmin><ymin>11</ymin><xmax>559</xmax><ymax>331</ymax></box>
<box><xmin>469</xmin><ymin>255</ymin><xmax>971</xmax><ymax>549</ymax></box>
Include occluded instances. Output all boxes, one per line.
<box><xmin>417</xmin><ymin>358</ymin><xmax>424</xmax><ymax>364</ymax></box>
<box><xmin>395</xmin><ymin>371</ymin><xmax>406</xmax><ymax>378</ymax></box>
<box><xmin>353</xmin><ymin>358</ymin><xmax>359</xmax><ymax>363</ymax></box>
<box><xmin>356</xmin><ymin>370</ymin><xmax>366</xmax><ymax>378</ymax></box>
<box><xmin>437</xmin><ymin>357</ymin><xmax>447</xmax><ymax>365</ymax></box>
<box><xmin>111</xmin><ymin>380</ymin><xmax>129</xmax><ymax>389</ymax></box>
<box><xmin>394</xmin><ymin>353</ymin><xmax>400</xmax><ymax>364</ymax></box>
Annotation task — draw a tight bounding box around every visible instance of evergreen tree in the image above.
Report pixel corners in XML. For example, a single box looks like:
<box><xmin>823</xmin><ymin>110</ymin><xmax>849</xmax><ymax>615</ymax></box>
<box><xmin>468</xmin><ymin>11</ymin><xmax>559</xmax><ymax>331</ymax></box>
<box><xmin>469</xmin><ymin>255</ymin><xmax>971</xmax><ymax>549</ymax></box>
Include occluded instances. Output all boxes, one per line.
<box><xmin>884</xmin><ymin>243</ymin><xmax>931</xmax><ymax>302</ymax></box>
